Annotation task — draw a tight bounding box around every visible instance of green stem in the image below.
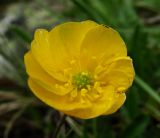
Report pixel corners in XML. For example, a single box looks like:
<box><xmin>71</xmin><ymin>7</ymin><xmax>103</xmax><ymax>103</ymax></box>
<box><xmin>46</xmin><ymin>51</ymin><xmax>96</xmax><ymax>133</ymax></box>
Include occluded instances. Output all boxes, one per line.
<box><xmin>92</xmin><ymin>118</ymin><xmax>98</xmax><ymax>138</ymax></box>
<box><xmin>53</xmin><ymin>114</ymin><xmax>67</xmax><ymax>138</ymax></box>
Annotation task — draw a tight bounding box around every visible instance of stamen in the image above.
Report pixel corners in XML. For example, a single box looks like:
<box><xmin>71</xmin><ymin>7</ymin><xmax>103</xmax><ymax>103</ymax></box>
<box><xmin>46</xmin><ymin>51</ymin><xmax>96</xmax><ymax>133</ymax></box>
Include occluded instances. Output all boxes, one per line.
<box><xmin>72</xmin><ymin>71</ymin><xmax>94</xmax><ymax>90</ymax></box>
<box><xmin>70</xmin><ymin>60</ymin><xmax>76</xmax><ymax>65</ymax></box>
<box><xmin>70</xmin><ymin>89</ymin><xmax>78</xmax><ymax>98</ymax></box>
<box><xmin>81</xmin><ymin>88</ymin><xmax>88</xmax><ymax>96</ymax></box>
<box><xmin>117</xmin><ymin>87</ymin><xmax>126</xmax><ymax>93</ymax></box>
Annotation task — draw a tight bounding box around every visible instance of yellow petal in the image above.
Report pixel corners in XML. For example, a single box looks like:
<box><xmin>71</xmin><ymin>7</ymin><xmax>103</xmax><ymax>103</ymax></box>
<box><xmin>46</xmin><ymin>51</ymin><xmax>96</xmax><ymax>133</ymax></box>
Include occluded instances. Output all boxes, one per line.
<box><xmin>30</xmin><ymin>29</ymin><xmax>68</xmax><ymax>82</ymax></box>
<box><xmin>80</xmin><ymin>25</ymin><xmax>127</xmax><ymax>71</ymax></box>
<box><xmin>24</xmin><ymin>52</ymin><xmax>56</xmax><ymax>83</ymax></box>
<box><xmin>107</xmin><ymin>57</ymin><xmax>135</xmax><ymax>83</ymax></box>
<box><xmin>103</xmin><ymin>93</ymin><xmax>126</xmax><ymax>115</ymax></box>
<box><xmin>49</xmin><ymin>20</ymin><xmax>98</xmax><ymax>57</ymax></box>
<box><xmin>99</xmin><ymin>57</ymin><xmax>135</xmax><ymax>91</ymax></box>
<box><xmin>28</xmin><ymin>78</ymin><xmax>91</xmax><ymax>111</ymax></box>
<box><xmin>109</xmin><ymin>72</ymin><xmax>131</xmax><ymax>91</ymax></box>
<box><xmin>62</xmin><ymin>85</ymin><xmax>116</xmax><ymax>119</ymax></box>
<box><xmin>25</xmin><ymin>52</ymin><xmax>72</xmax><ymax>95</ymax></box>
<box><xmin>31</xmin><ymin>21</ymin><xmax>98</xmax><ymax>79</ymax></box>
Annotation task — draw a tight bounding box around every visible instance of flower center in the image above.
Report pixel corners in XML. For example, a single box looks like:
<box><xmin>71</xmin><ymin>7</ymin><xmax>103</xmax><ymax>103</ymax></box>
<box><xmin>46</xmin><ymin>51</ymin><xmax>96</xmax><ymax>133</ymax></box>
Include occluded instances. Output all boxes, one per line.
<box><xmin>72</xmin><ymin>72</ymin><xmax>93</xmax><ymax>90</ymax></box>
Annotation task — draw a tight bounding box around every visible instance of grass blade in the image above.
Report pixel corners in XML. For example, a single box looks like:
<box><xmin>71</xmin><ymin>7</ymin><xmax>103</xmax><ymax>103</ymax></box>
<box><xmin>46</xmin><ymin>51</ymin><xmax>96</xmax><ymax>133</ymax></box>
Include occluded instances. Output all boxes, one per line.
<box><xmin>135</xmin><ymin>75</ymin><xmax>160</xmax><ymax>104</ymax></box>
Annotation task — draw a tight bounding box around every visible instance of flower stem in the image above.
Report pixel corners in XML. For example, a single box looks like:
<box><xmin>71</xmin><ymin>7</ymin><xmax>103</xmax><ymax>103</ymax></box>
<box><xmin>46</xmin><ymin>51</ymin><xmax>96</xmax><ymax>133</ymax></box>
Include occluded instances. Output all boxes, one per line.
<box><xmin>53</xmin><ymin>114</ymin><xmax>67</xmax><ymax>138</ymax></box>
<box><xmin>92</xmin><ymin>118</ymin><xmax>98</xmax><ymax>138</ymax></box>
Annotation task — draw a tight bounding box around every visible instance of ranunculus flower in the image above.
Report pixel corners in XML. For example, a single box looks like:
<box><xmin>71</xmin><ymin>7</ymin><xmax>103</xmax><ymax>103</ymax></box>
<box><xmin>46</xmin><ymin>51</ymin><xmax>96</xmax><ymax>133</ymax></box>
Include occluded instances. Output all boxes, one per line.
<box><xmin>24</xmin><ymin>20</ymin><xmax>135</xmax><ymax>119</ymax></box>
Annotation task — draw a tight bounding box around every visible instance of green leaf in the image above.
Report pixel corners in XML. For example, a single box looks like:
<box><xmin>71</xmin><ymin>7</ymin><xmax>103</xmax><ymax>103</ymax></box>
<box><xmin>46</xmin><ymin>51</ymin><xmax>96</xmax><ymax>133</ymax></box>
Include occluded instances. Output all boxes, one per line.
<box><xmin>135</xmin><ymin>75</ymin><xmax>160</xmax><ymax>104</ymax></box>
<box><xmin>125</xmin><ymin>85</ymin><xmax>140</xmax><ymax>119</ymax></box>
<box><xmin>121</xmin><ymin>114</ymin><xmax>150</xmax><ymax>138</ymax></box>
<box><xmin>10</xmin><ymin>25</ymin><xmax>32</xmax><ymax>43</ymax></box>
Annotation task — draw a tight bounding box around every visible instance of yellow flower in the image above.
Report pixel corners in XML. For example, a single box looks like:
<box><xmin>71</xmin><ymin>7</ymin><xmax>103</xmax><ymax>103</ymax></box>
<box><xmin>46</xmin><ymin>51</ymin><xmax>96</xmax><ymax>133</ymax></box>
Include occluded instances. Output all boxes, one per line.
<box><xmin>24</xmin><ymin>20</ymin><xmax>135</xmax><ymax>119</ymax></box>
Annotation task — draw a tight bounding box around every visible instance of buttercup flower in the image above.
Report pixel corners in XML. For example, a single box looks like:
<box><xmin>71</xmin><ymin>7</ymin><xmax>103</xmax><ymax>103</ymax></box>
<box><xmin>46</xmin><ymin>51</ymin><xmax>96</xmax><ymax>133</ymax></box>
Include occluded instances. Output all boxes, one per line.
<box><xmin>24</xmin><ymin>20</ymin><xmax>135</xmax><ymax>119</ymax></box>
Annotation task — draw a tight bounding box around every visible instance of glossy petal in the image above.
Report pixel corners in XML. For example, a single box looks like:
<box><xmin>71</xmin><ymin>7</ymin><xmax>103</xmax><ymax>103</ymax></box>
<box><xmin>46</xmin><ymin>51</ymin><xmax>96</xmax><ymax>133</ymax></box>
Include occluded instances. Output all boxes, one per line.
<box><xmin>31</xmin><ymin>29</ymin><xmax>68</xmax><ymax>82</ymax></box>
<box><xmin>103</xmin><ymin>93</ymin><xmax>126</xmax><ymax>115</ymax></box>
<box><xmin>28</xmin><ymin>78</ymin><xmax>92</xmax><ymax>111</ymax></box>
<box><xmin>49</xmin><ymin>20</ymin><xmax>98</xmax><ymax>56</ymax></box>
<box><xmin>99</xmin><ymin>57</ymin><xmax>135</xmax><ymax>91</ymax></box>
<box><xmin>80</xmin><ymin>25</ymin><xmax>127</xmax><ymax>71</ymax></box>
<box><xmin>62</xmin><ymin>86</ymin><xmax>115</xmax><ymax>119</ymax></box>
<box><xmin>24</xmin><ymin>52</ymin><xmax>72</xmax><ymax>95</ymax></box>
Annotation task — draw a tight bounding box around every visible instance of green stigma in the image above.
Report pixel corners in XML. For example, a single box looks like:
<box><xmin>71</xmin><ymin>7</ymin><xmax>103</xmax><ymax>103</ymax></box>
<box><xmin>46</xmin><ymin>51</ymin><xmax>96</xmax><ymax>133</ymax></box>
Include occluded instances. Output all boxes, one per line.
<box><xmin>72</xmin><ymin>72</ymin><xmax>93</xmax><ymax>90</ymax></box>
